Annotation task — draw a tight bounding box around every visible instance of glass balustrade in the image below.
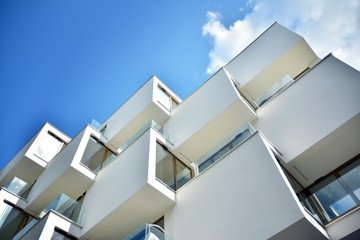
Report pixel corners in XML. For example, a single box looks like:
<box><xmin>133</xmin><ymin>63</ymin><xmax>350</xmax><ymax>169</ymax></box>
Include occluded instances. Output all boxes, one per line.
<box><xmin>0</xmin><ymin>201</ymin><xmax>34</xmax><ymax>240</ymax></box>
<box><xmin>3</xmin><ymin>177</ymin><xmax>29</xmax><ymax>197</ymax></box>
<box><xmin>82</xmin><ymin>120</ymin><xmax>170</xmax><ymax>174</ymax></box>
<box><xmin>195</xmin><ymin>122</ymin><xmax>256</xmax><ymax>173</ymax></box>
<box><xmin>14</xmin><ymin>193</ymin><xmax>84</xmax><ymax>240</ymax></box>
<box><xmin>124</xmin><ymin>223</ymin><xmax>172</xmax><ymax>240</ymax></box>
<box><xmin>44</xmin><ymin>193</ymin><xmax>83</xmax><ymax>223</ymax></box>
<box><xmin>254</xmin><ymin>74</ymin><xmax>294</xmax><ymax>107</ymax></box>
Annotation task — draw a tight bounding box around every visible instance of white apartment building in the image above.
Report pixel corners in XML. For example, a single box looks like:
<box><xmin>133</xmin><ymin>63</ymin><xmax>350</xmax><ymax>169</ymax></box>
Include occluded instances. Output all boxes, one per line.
<box><xmin>0</xmin><ymin>22</ymin><xmax>359</xmax><ymax>240</ymax></box>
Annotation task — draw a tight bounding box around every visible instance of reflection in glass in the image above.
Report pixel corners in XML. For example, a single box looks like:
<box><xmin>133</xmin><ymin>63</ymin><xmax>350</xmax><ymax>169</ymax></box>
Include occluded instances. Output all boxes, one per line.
<box><xmin>255</xmin><ymin>74</ymin><xmax>294</xmax><ymax>107</ymax></box>
<box><xmin>309</xmin><ymin>175</ymin><xmax>356</xmax><ymax>221</ymax></box>
<box><xmin>175</xmin><ymin>161</ymin><xmax>192</xmax><ymax>189</ymax></box>
<box><xmin>3</xmin><ymin>177</ymin><xmax>29</xmax><ymax>196</ymax></box>
<box><xmin>51</xmin><ymin>227</ymin><xmax>77</xmax><ymax>240</ymax></box>
<box><xmin>124</xmin><ymin>223</ymin><xmax>172</xmax><ymax>240</ymax></box>
<box><xmin>80</xmin><ymin>137</ymin><xmax>116</xmax><ymax>173</ymax></box>
<box><xmin>34</xmin><ymin>132</ymin><xmax>65</xmax><ymax>162</ymax></box>
<box><xmin>198</xmin><ymin>128</ymin><xmax>252</xmax><ymax>173</ymax></box>
<box><xmin>339</xmin><ymin>159</ymin><xmax>360</xmax><ymax>199</ymax></box>
<box><xmin>0</xmin><ymin>201</ymin><xmax>32</xmax><ymax>239</ymax></box>
<box><xmin>156</xmin><ymin>143</ymin><xmax>192</xmax><ymax>190</ymax></box>
<box><xmin>157</xmin><ymin>86</ymin><xmax>178</xmax><ymax>112</ymax></box>
<box><xmin>156</xmin><ymin>143</ymin><xmax>175</xmax><ymax>190</ymax></box>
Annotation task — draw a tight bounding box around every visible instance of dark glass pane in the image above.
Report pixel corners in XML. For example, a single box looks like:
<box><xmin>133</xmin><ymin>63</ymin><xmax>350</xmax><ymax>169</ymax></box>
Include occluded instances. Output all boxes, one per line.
<box><xmin>175</xmin><ymin>160</ymin><xmax>192</xmax><ymax>189</ymax></box>
<box><xmin>309</xmin><ymin>175</ymin><xmax>356</xmax><ymax>221</ymax></box>
<box><xmin>156</xmin><ymin>143</ymin><xmax>175</xmax><ymax>190</ymax></box>
<box><xmin>339</xmin><ymin>158</ymin><xmax>360</xmax><ymax>199</ymax></box>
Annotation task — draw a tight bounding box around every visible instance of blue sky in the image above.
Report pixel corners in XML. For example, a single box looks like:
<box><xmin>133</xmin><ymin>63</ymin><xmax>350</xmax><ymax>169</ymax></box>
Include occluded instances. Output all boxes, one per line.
<box><xmin>1</xmin><ymin>0</ymin><xmax>359</xmax><ymax>169</ymax></box>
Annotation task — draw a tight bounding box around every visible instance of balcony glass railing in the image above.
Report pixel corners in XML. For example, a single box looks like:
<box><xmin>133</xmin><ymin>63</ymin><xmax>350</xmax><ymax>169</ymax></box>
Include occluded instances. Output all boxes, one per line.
<box><xmin>195</xmin><ymin>122</ymin><xmax>256</xmax><ymax>173</ymax></box>
<box><xmin>254</xmin><ymin>75</ymin><xmax>294</xmax><ymax>107</ymax></box>
<box><xmin>300</xmin><ymin>154</ymin><xmax>360</xmax><ymax>224</ymax></box>
<box><xmin>0</xmin><ymin>201</ymin><xmax>34</xmax><ymax>240</ymax></box>
<box><xmin>3</xmin><ymin>176</ymin><xmax>29</xmax><ymax>197</ymax></box>
<box><xmin>14</xmin><ymin>193</ymin><xmax>84</xmax><ymax>240</ymax></box>
<box><xmin>43</xmin><ymin>193</ymin><xmax>84</xmax><ymax>223</ymax></box>
<box><xmin>118</xmin><ymin>120</ymin><xmax>170</xmax><ymax>153</ymax></box>
<box><xmin>82</xmin><ymin>120</ymin><xmax>170</xmax><ymax>174</ymax></box>
<box><xmin>124</xmin><ymin>223</ymin><xmax>172</xmax><ymax>240</ymax></box>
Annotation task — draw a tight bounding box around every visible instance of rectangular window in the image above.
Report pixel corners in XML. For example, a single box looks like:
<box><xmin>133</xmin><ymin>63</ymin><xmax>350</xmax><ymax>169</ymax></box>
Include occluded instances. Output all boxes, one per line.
<box><xmin>0</xmin><ymin>201</ymin><xmax>33</xmax><ymax>239</ymax></box>
<box><xmin>80</xmin><ymin>136</ymin><xmax>117</xmax><ymax>173</ymax></box>
<box><xmin>339</xmin><ymin>160</ymin><xmax>360</xmax><ymax>199</ymax></box>
<box><xmin>3</xmin><ymin>177</ymin><xmax>29</xmax><ymax>196</ymax></box>
<box><xmin>34</xmin><ymin>131</ymin><xmax>65</xmax><ymax>162</ymax></box>
<box><xmin>157</xmin><ymin>86</ymin><xmax>178</xmax><ymax>112</ymax></box>
<box><xmin>156</xmin><ymin>143</ymin><xmax>192</xmax><ymax>190</ymax></box>
<box><xmin>300</xmin><ymin>154</ymin><xmax>360</xmax><ymax>224</ymax></box>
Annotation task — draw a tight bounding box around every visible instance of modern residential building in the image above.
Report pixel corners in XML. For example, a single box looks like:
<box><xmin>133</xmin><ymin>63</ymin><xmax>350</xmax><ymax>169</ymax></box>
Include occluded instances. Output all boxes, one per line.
<box><xmin>0</xmin><ymin>22</ymin><xmax>359</xmax><ymax>240</ymax></box>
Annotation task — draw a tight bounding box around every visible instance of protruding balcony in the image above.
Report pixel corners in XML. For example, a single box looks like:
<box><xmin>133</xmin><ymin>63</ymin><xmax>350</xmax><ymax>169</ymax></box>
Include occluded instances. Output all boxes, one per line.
<box><xmin>225</xmin><ymin>23</ymin><xmax>319</xmax><ymax>109</ymax></box>
<box><xmin>284</xmin><ymin>153</ymin><xmax>360</xmax><ymax>240</ymax></box>
<box><xmin>14</xmin><ymin>193</ymin><xmax>83</xmax><ymax>240</ymax></box>
<box><xmin>164</xmin><ymin>68</ymin><xmax>257</xmax><ymax>164</ymax></box>
<box><xmin>0</xmin><ymin>123</ymin><xmax>70</xmax><ymax>190</ymax></box>
<box><xmin>24</xmin><ymin>125</ymin><xmax>103</xmax><ymax>216</ymax></box>
<box><xmin>253</xmin><ymin>55</ymin><xmax>360</xmax><ymax>189</ymax></box>
<box><xmin>0</xmin><ymin>188</ymin><xmax>32</xmax><ymax>239</ymax></box>
<box><xmin>99</xmin><ymin>76</ymin><xmax>181</xmax><ymax>151</ymax></box>
<box><xmin>166</xmin><ymin>131</ymin><xmax>328</xmax><ymax>240</ymax></box>
<box><xmin>79</xmin><ymin>123</ymin><xmax>177</xmax><ymax>239</ymax></box>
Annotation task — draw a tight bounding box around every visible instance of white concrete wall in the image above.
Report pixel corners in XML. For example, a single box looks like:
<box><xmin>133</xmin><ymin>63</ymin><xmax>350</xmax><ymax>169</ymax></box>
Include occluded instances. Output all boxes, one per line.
<box><xmin>101</xmin><ymin>77</ymin><xmax>154</xmax><ymax>140</ymax></box>
<box><xmin>164</xmin><ymin>133</ymin><xmax>309</xmax><ymax>240</ymax></box>
<box><xmin>164</xmin><ymin>68</ymin><xmax>240</xmax><ymax>150</ymax></box>
<box><xmin>26</xmin><ymin>126</ymin><xmax>97</xmax><ymax>215</ymax></box>
<box><xmin>26</xmin><ymin>122</ymin><xmax>71</xmax><ymax>165</ymax></box>
<box><xmin>80</xmin><ymin>129</ymin><xmax>151</xmax><ymax>234</ymax></box>
<box><xmin>254</xmin><ymin>55</ymin><xmax>360</xmax><ymax>163</ymax></box>
<box><xmin>226</xmin><ymin>23</ymin><xmax>302</xmax><ymax>86</ymax></box>
<box><xmin>0</xmin><ymin>123</ymin><xmax>70</xmax><ymax>190</ymax></box>
<box><xmin>0</xmin><ymin>135</ymin><xmax>36</xmax><ymax>187</ymax></box>
<box><xmin>79</xmin><ymin>129</ymin><xmax>175</xmax><ymax>239</ymax></box>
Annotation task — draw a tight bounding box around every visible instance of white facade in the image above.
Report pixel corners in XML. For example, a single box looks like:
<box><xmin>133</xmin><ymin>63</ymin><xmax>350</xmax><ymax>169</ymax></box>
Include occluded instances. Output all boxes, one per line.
<box><xmin>1</xmin><ymin>23</ymin><xmax>360</xmax><ymax>240</ymax></box>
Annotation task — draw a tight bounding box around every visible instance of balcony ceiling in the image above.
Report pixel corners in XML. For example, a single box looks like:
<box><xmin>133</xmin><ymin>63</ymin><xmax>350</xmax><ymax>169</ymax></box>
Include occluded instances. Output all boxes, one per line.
<box><xmin>285</xmin><ymin>113</ymin><xmax>360</xmax><ymax>187</ymax></box>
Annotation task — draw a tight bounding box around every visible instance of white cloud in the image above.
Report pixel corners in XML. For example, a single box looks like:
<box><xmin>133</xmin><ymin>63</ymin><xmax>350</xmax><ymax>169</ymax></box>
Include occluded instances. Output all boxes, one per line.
<box><xmin>203</xmin><ymin>0</ymin><xmax>360</xmax><ymax>74</ymax></box>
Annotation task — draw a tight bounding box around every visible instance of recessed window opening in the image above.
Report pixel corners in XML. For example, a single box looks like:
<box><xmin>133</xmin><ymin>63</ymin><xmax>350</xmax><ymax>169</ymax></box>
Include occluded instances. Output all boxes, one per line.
<box><xmin>80</xmin><ymin>136</ymin><xmax>117</xmax><ymax>173</ymax></box>
<box><xmin>33</xmin><ymin>131</ymin><xmax>66</xmax><ymax>162</ymax></box>
<box><xmin>3</xmin><ymin>176</ymin><xmax>30</xmax><ymax>197</ymax></box>
<box><xmin>153</xmin><ymin>216</ymin><xmax>164</xmax><ymax>229</ymax></box>
<box><xmin>0</xmin><ymin>200</ymin><xmax>34</xmax><ymax>239</ymax></box>
<box><xmin>300</xmin><ymin>154</ymin><xmax>360</xmax><ymax>224</ymax></box>
<box><xmin>157</xmin><ymin>85</ymin><xmax>178</xmax><ymax>112</ymax></box>
<box><xmin>155</xmin><ymin>142</ymin><xmax>192</xmax><ymax>190</ymax></box>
